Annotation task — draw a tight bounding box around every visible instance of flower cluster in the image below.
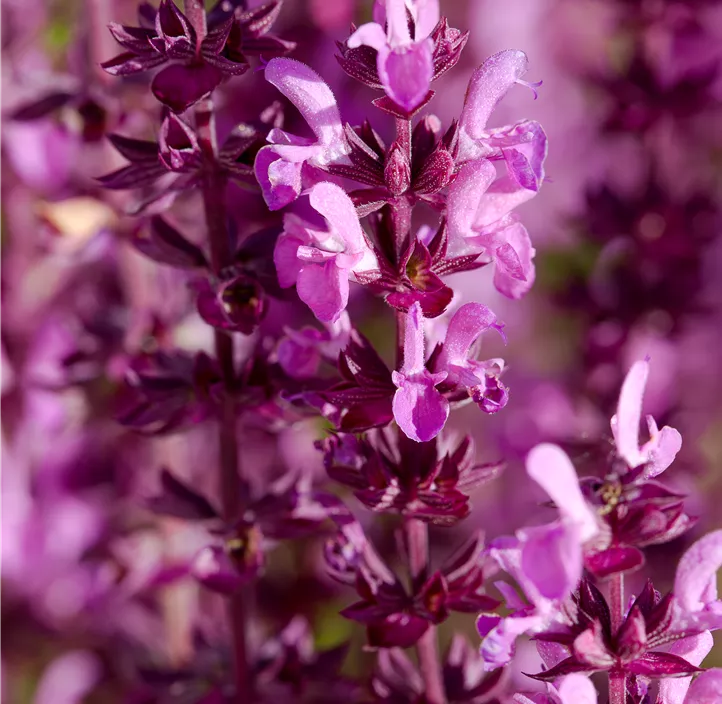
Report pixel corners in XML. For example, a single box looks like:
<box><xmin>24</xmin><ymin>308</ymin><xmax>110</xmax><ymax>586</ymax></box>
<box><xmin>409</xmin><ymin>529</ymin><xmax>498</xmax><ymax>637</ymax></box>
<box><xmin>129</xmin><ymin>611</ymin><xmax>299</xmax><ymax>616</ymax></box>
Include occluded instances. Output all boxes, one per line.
<box><xmin>3</xmin><ymin>0</ymin><xmax>722</xmax><ymax>703</ymax></box>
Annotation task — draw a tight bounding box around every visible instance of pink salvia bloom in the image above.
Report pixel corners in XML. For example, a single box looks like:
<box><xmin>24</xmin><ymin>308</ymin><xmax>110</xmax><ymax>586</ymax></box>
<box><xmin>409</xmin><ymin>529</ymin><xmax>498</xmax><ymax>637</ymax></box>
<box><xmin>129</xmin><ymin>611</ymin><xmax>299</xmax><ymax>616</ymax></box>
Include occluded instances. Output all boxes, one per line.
<box><xmin>610</xmin><ymin>359</ymin><xmax>682</xmax><ymax>477</ymax></box>
<box><xmin>392</xmin><ymin>302</ymin><xmax>449</xmax><ymax>442</ymax></box>
<box><xmin>457</xmin><ymin>50</ymin><xmax>547</xmax><ymax>192</ymax></box>
<box><xmin>255</xmin><ymin>58</ymin><xmax>349</xmax><ymax>210</ymax></box>
<box><xmin>657</xmin><ymin>632</ymin><xmax>714</xmax><ymax>704</ymax></box>
<box><xmin>433</xmin><ymin>302</ymin><xmax>508</xmax><ymax>412</ymax></box>
<box><xmin>347</xmin><ymin>0</ymin><xmax>436</xmax><ymax>112</ymax></box>
<box><xmin>522</xmin><ymin>444</ymin><xmax>599</xmax><ymax>600</ymax></box>
<box><xmin>673</xmin><ymin>530</ymin><xmax>722</xmax><ymax>633</ymax></box>
<box><xmin>276</xmin><ymin>312</ymin><xmax>351</xmax><ymax>379</ymax></box>
<box><xmin>274</xmin><ymin>183</ymin><xmax>377</xmax><ymax>323</ymax></box>
<box><xmin>478</xmin><ymin>445</ymin><xmax>598</xmax><ymax>670</ymax></box>
<box><xmin>448</xmin><ymin>159</ymin><xmax>536</xmax><ymax>299</ymax></box>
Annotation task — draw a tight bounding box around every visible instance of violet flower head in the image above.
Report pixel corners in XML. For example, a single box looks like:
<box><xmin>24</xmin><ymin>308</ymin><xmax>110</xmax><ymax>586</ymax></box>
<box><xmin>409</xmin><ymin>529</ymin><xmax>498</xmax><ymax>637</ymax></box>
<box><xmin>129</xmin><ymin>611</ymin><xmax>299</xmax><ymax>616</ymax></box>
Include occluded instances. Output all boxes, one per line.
<box><xmin>347</xmin><ymin>0</ymin><xmax>438</xmax><ymax>113</ymax></box>
<box><xmin>448</xmin><ymin>158</ymin><xmax>537</xmax><ymax>299</ymax></box>
<box><xmin>274</xmin><ymin>181</ymin><xmax>377</xmax><ymax>323</ymax></box>
<box><xmin>255</xmin><ymin>58</ymin><xmax>349</xmax><ymax>210</ymax></box>
<box><xmin>392</xmin><ymin>301</ymin><xmax>507</xmax><ymax>442</ymax></box>
<box><xmin>432</xmin><ymin>301</ymin><xmax>508</xmax><ymax>413</ymax></box>
<box><xmin>457</xmin><ymin>50</ymin><xmax>547</xmax><ymax>193</ymax></box>
<box><xmin>102</xmin><ymin>0</ymin><xmax>293</xmax><ymax>112</ymax></box>
<box><xmin>611</xmin><ymin>359</ymin><xmax>682</xmax><ymax>478</ymax></box>
<box><xmin>477</xmin><ymin>444</ymin><xmax>599</xmax><ymax>670</ymax></box>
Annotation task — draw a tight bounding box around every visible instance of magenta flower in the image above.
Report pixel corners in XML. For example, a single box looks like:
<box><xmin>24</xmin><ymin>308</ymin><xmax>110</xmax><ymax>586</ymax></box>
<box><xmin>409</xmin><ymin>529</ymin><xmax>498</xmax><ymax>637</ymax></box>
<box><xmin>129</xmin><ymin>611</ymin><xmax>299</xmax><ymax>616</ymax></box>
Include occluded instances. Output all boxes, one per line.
<box><xmin>448</xmin><ymin>158</ymin><xmax>536</xmax><ymax>299</ymax></box>
<box><xmin>274</xmin><ymin>182</ymin><xmax>377</xmax><ymax>323</ymax></box>
<box><xmin>392</xmin><ymin>301</ymin><xmax>507</xmax><ymax>442</ymax></box>
<box><xmin>477</xmin><ymin>444</ymin><xmax>599</xmax><ymax>669</ymax></box>
<box><xmin>255</xmin><ymin>58</ymin><xmax>349</xmax><ymax>210</ymax></box>
<box><xmin>102</xmin><ymin>0</ymin><xmax>293</xmax><ymax>112</ymax></box>
<box><xmin>457</xmin><ymin>50</ymin><xmax>547</xmax><ymax>192</ymax></box>
<box><xmin>346</xmin><ymin>0</ymin><xmax>438</xmax><ymax>113</ymax></box>
<box><xmin>276</xmin><ymin>312</ymin><xmax>351</xmax><ymax>379</ymax></box>
<box><xmin>611</xmin><ymin>359</ymin><xmax>682</xmax><ymax>477</ymax></box>
<box><xmin>392</xmin><ymin>301</ymin><xmax>449</xmax><ymax>442</ymax></box>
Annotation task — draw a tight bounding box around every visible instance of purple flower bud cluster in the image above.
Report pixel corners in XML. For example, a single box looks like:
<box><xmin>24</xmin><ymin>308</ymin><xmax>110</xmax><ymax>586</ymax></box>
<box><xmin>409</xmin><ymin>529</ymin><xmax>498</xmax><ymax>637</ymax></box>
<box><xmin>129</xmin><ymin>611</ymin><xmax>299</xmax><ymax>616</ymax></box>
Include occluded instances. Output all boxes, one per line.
<box><xmin>3</xmin><ymin>1</ymin><xmax>722</xmax><ymax>703</ymax></box>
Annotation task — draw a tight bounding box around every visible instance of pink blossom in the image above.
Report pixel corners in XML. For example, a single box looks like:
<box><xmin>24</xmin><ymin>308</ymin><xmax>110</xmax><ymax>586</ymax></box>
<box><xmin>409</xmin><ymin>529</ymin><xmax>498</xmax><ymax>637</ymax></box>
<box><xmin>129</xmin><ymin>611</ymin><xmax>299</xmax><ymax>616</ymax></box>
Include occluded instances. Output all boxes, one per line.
<box><xmin>347</xmin><ymin>0</ymin><xmax>438</xmax><ymax>112</ymax></box>
<box><xmin>274</xmin><ymin>182</ymin><xmax>377</xmax><ymax>323</ymax></box>
<box><xmin>255</xmin><ymin>58</ymin><xmax>349</xmax><ymax>210</ymax></box>
<box><xmin>611</xmin><ymin>359</ymin><xmax>682</xmax><ymax>477</ymax></box>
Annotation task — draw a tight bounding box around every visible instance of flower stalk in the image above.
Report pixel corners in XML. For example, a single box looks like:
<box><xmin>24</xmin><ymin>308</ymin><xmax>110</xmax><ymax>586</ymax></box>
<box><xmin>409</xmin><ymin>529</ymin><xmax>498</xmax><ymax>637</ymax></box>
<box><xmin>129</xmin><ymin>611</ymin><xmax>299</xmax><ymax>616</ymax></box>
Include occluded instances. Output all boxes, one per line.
<box><xmin>406</xmin><ymin>518</ymin><xmax>447</xmax><ymax>704</ymax></box>
<box><xmin>609</xmin><ymin>573</ymin><xmax>626</xmax><ymax>704</ymax></box>
<box><xmin>185</xmin><ymin>2</ymin><xmax>249</xmax><ymax>699</ymax></box>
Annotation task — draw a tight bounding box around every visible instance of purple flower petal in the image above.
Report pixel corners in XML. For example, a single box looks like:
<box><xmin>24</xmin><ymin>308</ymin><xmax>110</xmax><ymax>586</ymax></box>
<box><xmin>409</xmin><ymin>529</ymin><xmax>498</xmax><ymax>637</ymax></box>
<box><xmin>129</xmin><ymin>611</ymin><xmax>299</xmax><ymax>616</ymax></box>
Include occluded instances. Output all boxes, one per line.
<box><xmin>379</xmin><ymin>41</ymin><xmax>434</xmax><ymax>112</ymax></box>
<box><xmin>459</xmin><ymin>50</ymin><xmax>529</xmax><ymax>144</ymax></box>
<box><xmin>520</xmin><ymin>521</ymin><xmax>584</xmax><ymax>602</ymax></box>
<box><xmin>526</xmin><ymin>444</ymin><xmax>599</xmax><ymax>543</ymax></box>
<box><xmin>557</xmin><ymin>674</ymin><xmax>598</xmax><ymax>704</ymax></box>
<box><xmin>392</xmin><ymin>370</ymin><xmax>449</xmax><ymax>442</ymax></box>
<box><xmin>683</xmin><ymin>668</ymin><xmax>722</xmax><ymax>704</ymax></box>
<box><xmin>297</xmin><ymin>260</ymin><xmax>348</xmax><ymax>323</ymax></box>
<box><xmin>611</xmin><ymin>360</ymin><xmax>649</xmax><ymax>468</ymax></box>
<box><xmin>264</xmin><ymin>58</ymin><xmax>344</xmax><ymax>150</ymax></box>
<box><xmin>674</xmin><ymin>530</ymin><xmax>722</xmax><ymax>622</ymax></box>
<box><xmin>254</xmin><ymin>146</ymin><xmax>304</xmax><ymax>211</ymax></box>
<box><xmin>490</xmin><ymin>222</ymin><xmax>535</xmax><ymax>299</ymax></box>
<box><xmin>191</xmin><ymin>545</ymin><xmax>251</xmax><ymax>594</ymax></box>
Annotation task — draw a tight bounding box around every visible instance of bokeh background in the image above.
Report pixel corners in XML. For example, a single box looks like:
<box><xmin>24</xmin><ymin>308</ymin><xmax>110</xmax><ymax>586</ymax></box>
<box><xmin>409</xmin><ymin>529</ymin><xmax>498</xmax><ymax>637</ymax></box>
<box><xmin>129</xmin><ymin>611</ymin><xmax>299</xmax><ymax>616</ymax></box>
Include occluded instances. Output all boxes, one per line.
<box><xmin>3</xmin><ymin>0</ymin><xmax>722</xmax><ymax>701</ymax></box>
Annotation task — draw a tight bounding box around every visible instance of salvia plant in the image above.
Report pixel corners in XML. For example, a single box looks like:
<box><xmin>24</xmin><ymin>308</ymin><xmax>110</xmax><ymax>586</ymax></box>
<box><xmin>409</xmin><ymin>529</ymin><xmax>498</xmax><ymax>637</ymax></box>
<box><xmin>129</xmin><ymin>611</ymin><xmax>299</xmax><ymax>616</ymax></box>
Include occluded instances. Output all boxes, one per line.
<box><xmin>3</xmin><ymin>1</ymin><xmax>722</xmax><ymax>703</ymax></box>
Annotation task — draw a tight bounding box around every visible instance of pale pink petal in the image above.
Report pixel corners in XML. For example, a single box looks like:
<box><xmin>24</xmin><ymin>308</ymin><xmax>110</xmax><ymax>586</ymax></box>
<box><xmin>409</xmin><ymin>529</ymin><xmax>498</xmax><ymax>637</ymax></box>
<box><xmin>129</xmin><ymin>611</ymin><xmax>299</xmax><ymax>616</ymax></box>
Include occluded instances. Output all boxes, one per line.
<box><xmin>684</xmin><ymin>668</ymin><xmax>722</xmax><ymax>704</ymax></box>
<box><xmin>473</xmin><ymin>175</ymin><xmax>538</xmax><ymax>228</ymax></box>
<box><xmin>643</xmin><ymin>422</ymin><xmax>682</xmax><ymax>478</ymax></box>
<box><xmin>273</xmin><ymin>232</ymin><xmax>304</xmax><ymax>288</ymax></box>
<box><xmin>255</xmin><ymin>146</ymin><xmax>304</xmax><ymax>211</ymax></box>
<box><xmin>392</xmin><ymin>370</ymin><xmax>449</xmax><ymax>442</ymax></box>
<box><xmin>379</xmin><ymin>40</ymin><xmax>434</xmax><ymax>112</ymax></box>
<box><xmin>297</xmin><ymin>260</ymin><xmax>349</xmax><ymax>323</ymax></box>
<box><xmin>611</xmin><ymin>360</ymin><xmax>650</xmax><ymax>468</ymax></box>
<box><xmin>385</xmin><ymin>0</ymin><xmax>412</xmax><ymax>46</ymax></box>
<box><xmin>520</xmin><ymin>521</ymin><xmax>584</xmax><ymax>601</ymax></box>
<box><xmin>401</xmin><ymin>302</ymin><xmax>426</xmax><ymax>373</ymax></box>
<box><xmin>33</xmin><ymin>651</ymin><xmax>101</xmax><ymax>704</ymax></box>
<box><xmin>491</xmin><ymin>222</ymin><xmax>535</xmax><ymax>300</ymax></box>
<box><xmin>557</xmin><ymin>673</ymin><xmax>598</xmax><ymax>704</ymax></box>
<box><xmin>447</xmin><ymin>159</ymin><xmax>497</xmax><ymax>240</ymax></box>
<box><xmin>347</xmin><ymin>21</ymin><xmax>388</xmax><ymax>52</ymax></box>
<box><xmin>264</xmin><ymin>58</ymin><xmax>344</xmax><ymax>148</ymax></box>
<box><xmin>436</xmin><ymin>302</ymin><xmax>500</xmax><ymax>369</ymax></box>
<box><xmin>526</xmin><ymin>444</ymin><xmax>598</xmax><ymax>542</ymax></box>
<box><xmin>459</xmin><ymin>50</ymin><xmax>530</xmax><ymax>140</ymax></box>
<box><xmin>412</xmin><ymin>0</ymin><xmax>440</xmax><ymax>39</ymax></box>
<box><xmin>309</xmin><ymin>182</ymin><xmax>365</xmax><ymax>253</ymax></box>
<box><xmin>674</xmin><ymin>530</ymin><xmax>722</xmax><ymax>614</ymax></box>
<box><xmin>657</xmin><ymin>632</ymin><xmax>713</xmax><ymax>704</ymax></box>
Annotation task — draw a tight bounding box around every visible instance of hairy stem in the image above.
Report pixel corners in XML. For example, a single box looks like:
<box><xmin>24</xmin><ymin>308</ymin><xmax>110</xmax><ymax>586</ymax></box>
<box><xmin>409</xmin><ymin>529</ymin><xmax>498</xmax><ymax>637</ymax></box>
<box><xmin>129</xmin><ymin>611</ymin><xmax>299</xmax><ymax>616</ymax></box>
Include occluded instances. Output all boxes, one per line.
<box><xmin>608</xmin><ymin>573</ymin><xmax>626</xmax><ymax>704</ymax></box>
<box><xmin>193</xmin><ymin>77</ymin><xmax>250</xmax><ymax>704</ymax></box>
<box><xmin>390</xmin><ymin>117</ymin><xmax>413</xmax><ymax>257</ymax></box>
<box><xmin>405</xmin><ymin>518</ymin><xmax>447</xmax><ymax>704</ymax></box>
